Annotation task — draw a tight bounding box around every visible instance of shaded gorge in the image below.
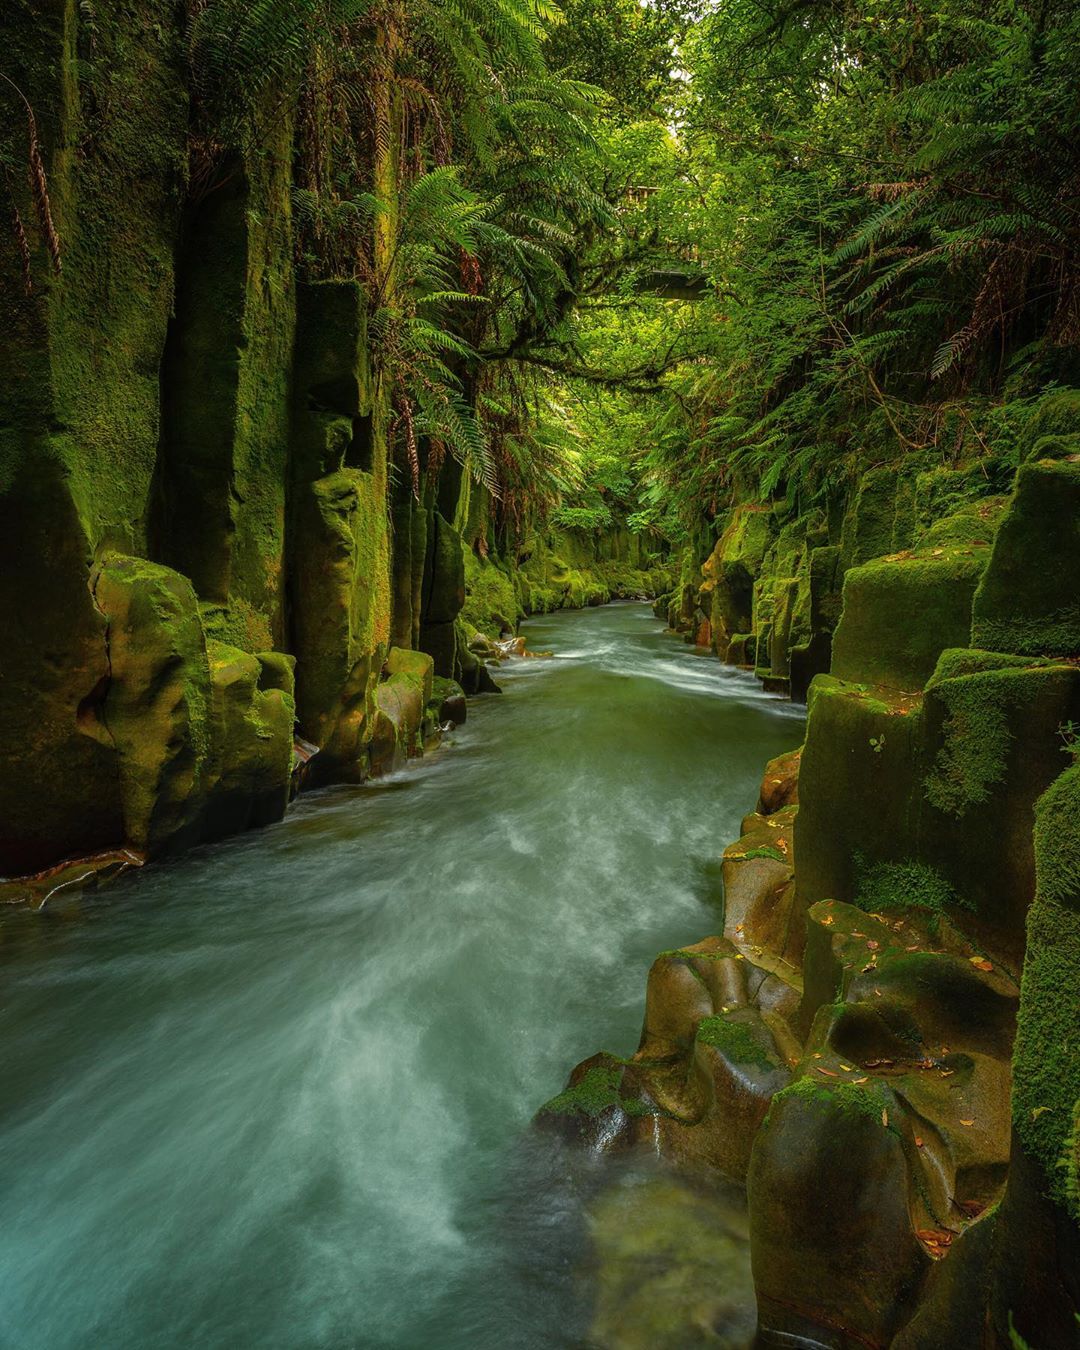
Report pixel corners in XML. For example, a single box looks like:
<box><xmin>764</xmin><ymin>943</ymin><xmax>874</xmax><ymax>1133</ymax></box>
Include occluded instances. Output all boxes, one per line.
<box><xmin>0</xmin><ymin>604</ymin><xmax>803</xmax><ymax>1349</ymax></box>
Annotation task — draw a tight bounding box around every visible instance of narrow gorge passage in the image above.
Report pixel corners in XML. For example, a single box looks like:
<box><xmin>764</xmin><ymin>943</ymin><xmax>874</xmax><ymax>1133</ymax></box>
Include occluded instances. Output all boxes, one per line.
<box><xmin>0</xmin><ymin>604</ymin><xmax>802</xmax><ymax>1350</ymax></box>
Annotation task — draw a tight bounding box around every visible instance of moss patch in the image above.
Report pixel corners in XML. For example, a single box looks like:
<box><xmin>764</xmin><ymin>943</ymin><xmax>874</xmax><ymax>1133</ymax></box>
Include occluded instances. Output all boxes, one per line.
<box><xmin>696</xmin><ymin>1015</ymin><xmax>780</xmax><ymax>1071</ymax></box>
<box><xmin>853</xmin><ymin>855</ymin><xmax>966</xmax><ymax>916</ymax></box>
<box><xmin>972</xmin><ymin>459</ymin><xmax>1080</xmax><ymax>657</ymax></box>
<box><xmin>539</xmin><ymin>1060</ymin><xmax>658</xmax><ymax>1120</ymax></box>
<box><xmin>924</xmin><ymin>655</ymin><xmax>1073</xmax><ymax>817</ymax></box>
<box><xmin>1012</xmin><ymin>764</ymin><xmax>1080</xmax><ymax>1215</ymax></box>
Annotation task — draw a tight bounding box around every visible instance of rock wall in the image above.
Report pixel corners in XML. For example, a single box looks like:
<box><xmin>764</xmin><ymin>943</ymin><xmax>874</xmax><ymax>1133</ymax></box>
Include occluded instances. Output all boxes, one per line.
<box><xmin>549</xmin><ymin>422</ymin><xmax>1080</xmax><ymax>1347</ymax></box>
<box><xmin>0</xmin><ymin>3</ymin><xmax>670</xmax><ymax>890</ymax></box>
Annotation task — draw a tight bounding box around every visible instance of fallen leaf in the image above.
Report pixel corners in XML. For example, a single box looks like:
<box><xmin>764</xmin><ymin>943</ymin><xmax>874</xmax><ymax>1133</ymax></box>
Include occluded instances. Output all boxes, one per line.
<box><xmin>854</xmin><ymin>1076</ymin><xmax>869</xmax><ymax>1084</ymax></box>
<box><xmin>874</xmin><ymin>988</ymin><xmax>883</xmax><ymax>997</ymax></box>
<box><xmin>959</xmin><ymin>1119</ymin><xmax>975</xmax><ymax>1127</ymax></box>
<box><xmin>867</xmin><ymin>939</ymin><xmax>880</xmax><ymax>950</ymax></box>
<box><xmin>821</xmin><ymin>915</ymin><xmax>835</xmax><ymax>927</ymax></box>
<box><xmin>882</xmin><ymin>1109</ymin><xmax>889</xmax><ymax>1128</ymax></box>
<box><xmin>973</xmin><ymin>959</ymin><xmax>993</xmax><ymax>972</ymax></box>
<box><xmin>940</xmin><ymin>1069</ymin><xmax>955</xmax><ymax>1078</ymax></box>
<box><xmin>776</xmin><ymin>837</ymin><xmax>789</xmax><ymax>854</ymax></box>
<box><xmin>840</xmin><ymin>1064</ymin><xmax>853</xmax><ymax>1072</ymax></box>
<box><xmin>813</xmin><ymin>1052</ymin><xmax>823</xmax><ymax>1060</ymax></box>
<box><xmin>915</xmin><ymin>1136</ymin><xmax>924</xmax><ymax>1147</ymax></box>
<box><xmin>1031</xmin><ymin>1105</ymin><xmax>1053</xmax><ymax>1120</ymax></box>
<box><xmin>816</xmin><ymin>1066</ymin><xmax>838</xmax><ymax>1077</ymax></box>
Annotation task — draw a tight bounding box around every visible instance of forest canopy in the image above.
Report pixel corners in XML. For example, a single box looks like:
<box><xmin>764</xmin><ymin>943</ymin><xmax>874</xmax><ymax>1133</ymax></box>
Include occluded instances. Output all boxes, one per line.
<box><xmin>66</xmin><ymin>0</ymin><xmax>1079</xmax><ymax>548</ymax></box>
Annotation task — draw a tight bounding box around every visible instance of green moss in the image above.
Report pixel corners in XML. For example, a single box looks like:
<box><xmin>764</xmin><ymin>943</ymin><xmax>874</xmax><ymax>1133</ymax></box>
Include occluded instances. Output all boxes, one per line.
<box><xmin>461</xmin><ymin>548</ymin><xmax>520</xmax><ymax>635</ymax></box>
<box><xmin>839</xmin><ymin>466</ymin><xmax>899</xmax><ymax>569</ymax></box>
<box><xmin>696</xmin><ymin>1015</ymin><xmax>779</xmax><ymax>1071</ymax></box>
<box><xmin>539</xmin><ymin>1060</ymin><xmax>659</xmax><ymax>1120</ymax></box>
<box><xmin>739</xmin><ymin>845</ymin><xmax>788</xmax><ymax>864</ymax></box>
<box><xmin>972</xmin><ymin>459</ymin><xmax>1080</xmax><ymax>657</ymax></box>
<box><xmin>924</xmin><ymin>658</ymin><xmax>1070</xmax><ymax>817</ymax></box>
<box><xmin>853</xmin><ymin>855</ymin><xmax>966</xmax><ymax>915</ymax></box>
<box><xmin>768</xmin><ymin>1073</ymin><xmax>892</xmax><ymax>1128</ymax></box>
<box><xmin>1060</xmin><ymin>1099</ymin><xmax>1080</xmax><ymax>1225</ymax></box>
<box><xmin>831</xmin><ymin>546</ymin><xmax>990</xmax><ymax>691</ymax></box>
<box><xmin>1020</xmin><ymin>388</ymin><xmax>1080</xmax><ymax>458</ymax></box>
<box><xmin>1012</xmin><ymin>765</ymin><xmax>1080</xmax><ymax>1216</ymax></box>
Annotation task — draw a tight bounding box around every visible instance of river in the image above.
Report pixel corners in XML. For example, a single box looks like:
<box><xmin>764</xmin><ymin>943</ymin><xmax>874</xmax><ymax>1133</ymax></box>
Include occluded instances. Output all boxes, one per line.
<box><xmin>0</xmin><ymin>603</ymin><xmax>804</xmax><ymax>1349</ymax></box>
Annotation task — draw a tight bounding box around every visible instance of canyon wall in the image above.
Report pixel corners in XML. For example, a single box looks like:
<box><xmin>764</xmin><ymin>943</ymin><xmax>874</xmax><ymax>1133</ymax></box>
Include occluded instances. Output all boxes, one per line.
<box><xmin>0</xmin><ymin>2</ymin><xmax>669</xmax><ymax>894</ymax></box>
<box><xmin>552</xmin><ymin>413</ymin><xmax>1080</xmax><ymax>1347</ymax></box>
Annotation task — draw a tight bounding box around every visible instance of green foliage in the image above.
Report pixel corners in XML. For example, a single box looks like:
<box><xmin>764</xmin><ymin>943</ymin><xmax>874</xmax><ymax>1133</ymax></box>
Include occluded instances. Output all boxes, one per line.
<box><xmin>853</xmin><ymin>855</ymin><xmax>968</xmax><ymax>917</ymax></box>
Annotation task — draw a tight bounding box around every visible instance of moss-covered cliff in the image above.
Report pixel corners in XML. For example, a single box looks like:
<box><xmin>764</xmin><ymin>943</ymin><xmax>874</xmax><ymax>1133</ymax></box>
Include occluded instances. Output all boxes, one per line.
<box><xmin>552</xmin><ymin>412</ymin><xmax>1080</xmax><ymax>1348</ymax></box>
<box><xmin>0</xmin><ymin>3</ymin><xmax>671</xmax><ymax>890</ymax></box>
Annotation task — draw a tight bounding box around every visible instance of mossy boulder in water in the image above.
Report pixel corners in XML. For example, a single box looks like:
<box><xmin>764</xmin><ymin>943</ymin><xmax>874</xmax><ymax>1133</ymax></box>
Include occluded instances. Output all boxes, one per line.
<box><xmin>203</xmin><ymin>642</ymin><xmax>295</xmax><ymax>842</ymax></box>
<box><xmin>290</xmin><ymin>469</ymin><xmax>389</xmax><ymax>779</ymax></box>
<box><xmin>90</xmin><ymin>554</ymin><xmax>215</xmax><ymax>857</ymax></box>
<box><xmin>752</xmin><ymin>897</ymin><xmax>1017</xmax><ymax>1349</ymax></box>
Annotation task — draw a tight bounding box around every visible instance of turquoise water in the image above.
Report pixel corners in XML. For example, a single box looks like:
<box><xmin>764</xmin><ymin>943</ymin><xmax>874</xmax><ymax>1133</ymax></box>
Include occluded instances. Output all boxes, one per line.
<box><xmin>0</xmin><ymin>604</ymin><xmax>803</xmax><ymax>1349</ymax></box>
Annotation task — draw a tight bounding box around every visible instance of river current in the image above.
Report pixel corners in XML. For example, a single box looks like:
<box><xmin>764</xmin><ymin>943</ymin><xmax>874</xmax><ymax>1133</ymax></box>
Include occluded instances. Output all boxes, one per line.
<box><xmin>0</xmin><ymin>603</ymin><xmax>803</xmax><ymax>1349</ymax></box>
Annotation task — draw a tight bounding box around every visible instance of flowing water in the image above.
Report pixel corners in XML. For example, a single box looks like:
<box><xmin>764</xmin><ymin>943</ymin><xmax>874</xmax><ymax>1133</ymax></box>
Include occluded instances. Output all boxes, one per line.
<box><xmin>0</xmin><ymin>604</ymin><xmax>804</xmax><ymax>1350</ymax></box>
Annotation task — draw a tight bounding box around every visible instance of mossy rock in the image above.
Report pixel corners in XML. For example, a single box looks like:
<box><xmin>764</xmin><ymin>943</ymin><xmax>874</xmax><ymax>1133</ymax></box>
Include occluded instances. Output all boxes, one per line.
<box><xmin>701</xmin><ymin>505</ymin><xmax>776</xmax><ymax>656</ymax></box>
<box><xmin>461</xmin><ymin>548</ymin><xmax>519</xmax><ymax>636</ymax></box>
<box><xmin>916</xmin><ymin>496</ymin><xmax>1008</xmax><ymax>549</ymax></box>
<box><xmin>1011</xmin><ymin>764</ymin><xmax>1080</xmax><ymax>1214</ymax></box>
<box><xmin>290</xmin><ymin>467</ymin><xmax>389</xmax><ymax>772</ymax></box>
<box><xmin>0</xmin><ymin>463</ymin><xmax>123</xmax><ymax>873</ymax></box>
<box><xmin>91</xmin><ymin>553</ymin><xmax>214</xmax><ymax>857</ymax></box>
<box><xmin>794</xmin><ymin>675</ymin><xmax>923</xmax><ymax>931</ymax></box>
<box><xmin>1019</xmin><ymin>386</ymin><xmax>1080</xmax><ymax>458</ymax></box>
<box><xmin>383</xmin><ymin>647</ymin><xmax>434</xmax><ymax>705</ymax></box>
<box><xmin>831</xmin><ymin>544</ymin><xmax>991</xmax><ymax>691</ymax></box>
<box><xmin>971</xmin><ymin>458</ymin><xmax>1080</xmax><ymax>657</ymax></box>
<box><xmin>203</xmin><ymin>641</ymin><xmax>294</xmax><ymax>841</ymax></box>
<box><xmin>1024</xmin><ymin>431</ymin><xmax>1080</xmax><ymax>463</ymax></box>
<box><xmin>918</xmin><ymin>651</ymin><xmax>1080</xmax><ymax>948</ymax></box>
<box><xmin>370</xmin><ymin>671</ymin><xmax>427</xmax><ymax>772</ymax></box>
<box><xmin>749</xmin><ymin>1068</ymin><xmax>926</xmax><ymax>1349</ymax></box>
<box><xmin>839</xmin><ymin>465</ymin><xmax>900</xmax><ymax>569</ymax></box>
